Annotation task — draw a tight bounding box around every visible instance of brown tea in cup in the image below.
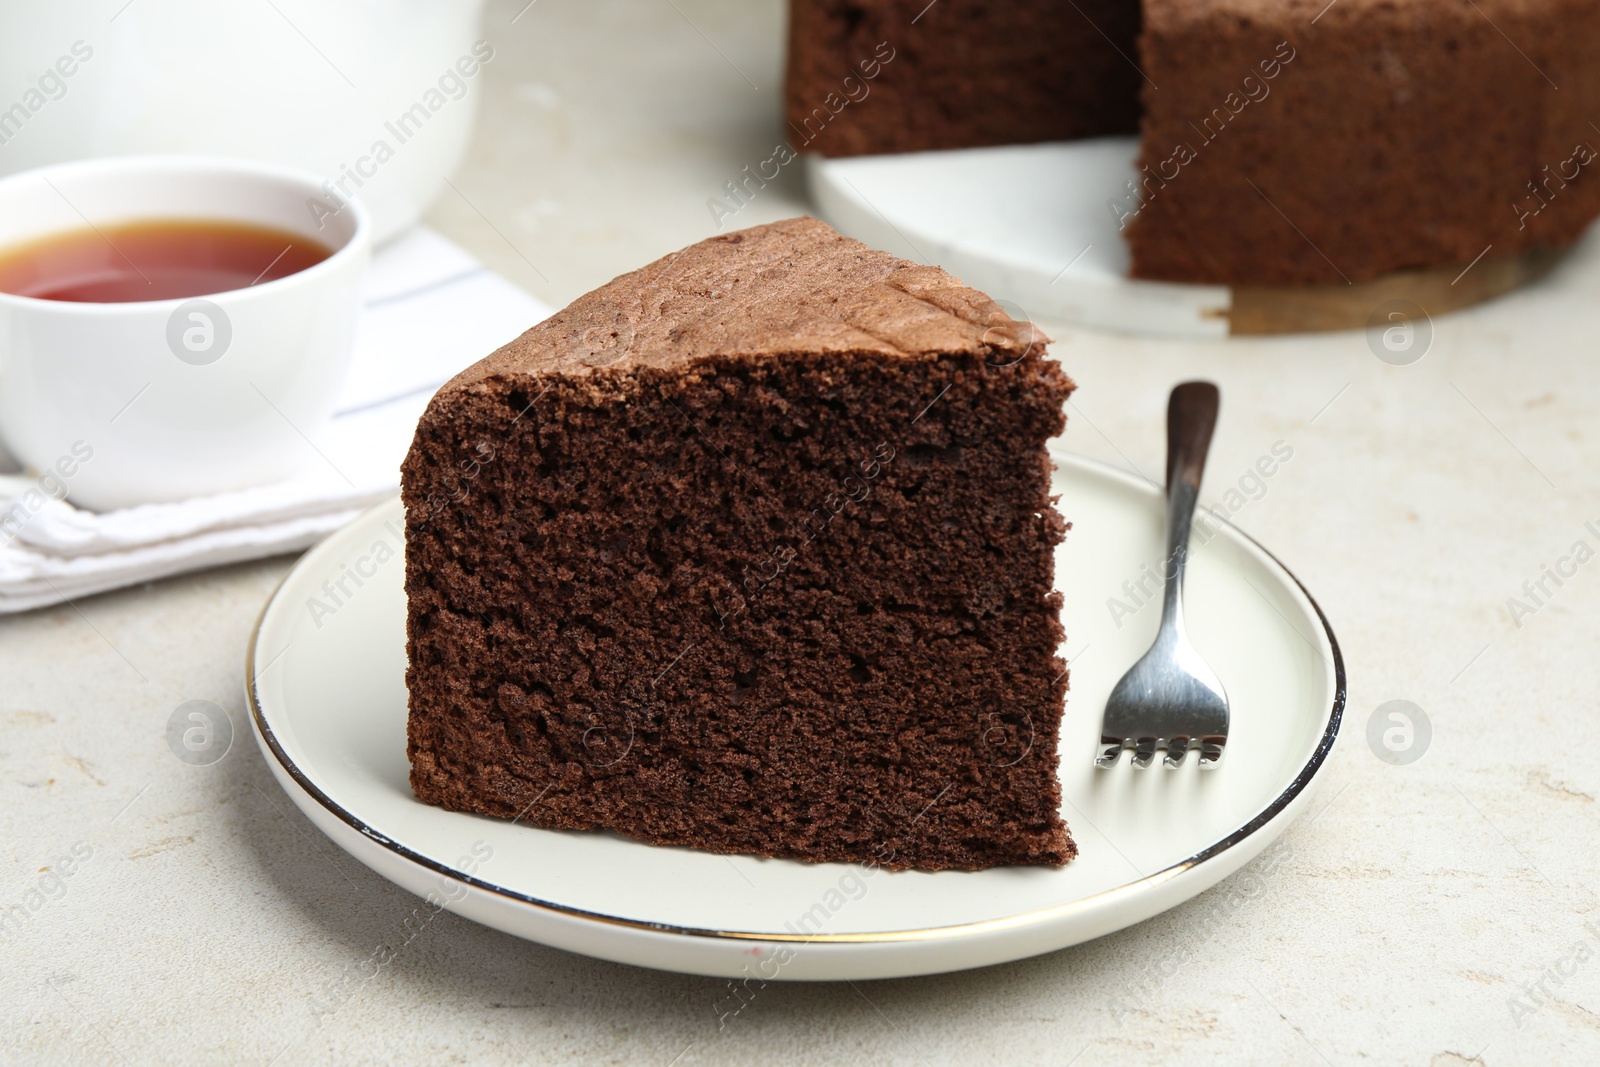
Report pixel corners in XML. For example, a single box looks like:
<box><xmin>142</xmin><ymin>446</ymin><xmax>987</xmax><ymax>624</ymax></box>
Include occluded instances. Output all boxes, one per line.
<box><xmin>0</xmin><ymin>218</ymin><xmax>332</xmax><ymax>302</ymax></box>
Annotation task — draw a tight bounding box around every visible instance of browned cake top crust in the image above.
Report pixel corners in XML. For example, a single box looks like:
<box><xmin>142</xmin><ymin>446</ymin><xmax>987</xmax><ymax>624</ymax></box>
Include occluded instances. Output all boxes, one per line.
<box><xmin>1145</xmin><ymin>0</ymin><xmax>1548</xmax><ymax>27</ymax></box>
<box><xmin>445</xmin><ymin>217</ymin><xmax>1045</xmax><ymax>386</ymax></box>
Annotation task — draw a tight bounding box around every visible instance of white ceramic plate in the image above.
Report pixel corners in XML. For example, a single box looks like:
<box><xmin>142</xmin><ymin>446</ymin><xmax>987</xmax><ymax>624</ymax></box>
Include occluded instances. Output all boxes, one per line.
<box><xmin>246</xmin><ymin>453</ymin><xmax>1343</xmax><ymax>980</ymax></box>
<box><xmin>808</xmin><ymin>136</ymin><xmax>1236</xmax><ymax>339</ymax></box>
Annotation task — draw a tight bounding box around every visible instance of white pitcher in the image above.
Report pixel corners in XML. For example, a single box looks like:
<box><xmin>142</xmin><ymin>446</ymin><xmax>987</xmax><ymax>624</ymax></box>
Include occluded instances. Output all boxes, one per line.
<box><xmin>0</xmin><ymin>0</ymin><xmax>490</xmax><ymax>244</ymax></box>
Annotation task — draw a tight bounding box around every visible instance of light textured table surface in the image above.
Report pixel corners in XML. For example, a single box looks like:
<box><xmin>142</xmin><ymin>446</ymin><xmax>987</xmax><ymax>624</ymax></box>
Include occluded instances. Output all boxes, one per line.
<box><xmin>5</xmin><ymin>2</ymin><xmax>1600</xmax><ymax>1064</ymax></box>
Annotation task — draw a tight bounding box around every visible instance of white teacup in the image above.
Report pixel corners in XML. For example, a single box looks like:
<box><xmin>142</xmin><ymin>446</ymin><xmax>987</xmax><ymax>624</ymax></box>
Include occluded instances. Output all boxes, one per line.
<box><xmin>0</xmin><ymin>155</ymin><xmax>370</xmax><ymax>512</ymax></box>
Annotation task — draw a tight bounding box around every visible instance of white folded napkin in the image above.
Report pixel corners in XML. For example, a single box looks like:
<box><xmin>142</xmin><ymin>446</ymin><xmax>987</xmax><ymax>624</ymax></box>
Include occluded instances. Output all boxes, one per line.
<box><xmin>0</xmin><ymin>227</ymin><xmax>551</xmax><ymax>614</ymax></box>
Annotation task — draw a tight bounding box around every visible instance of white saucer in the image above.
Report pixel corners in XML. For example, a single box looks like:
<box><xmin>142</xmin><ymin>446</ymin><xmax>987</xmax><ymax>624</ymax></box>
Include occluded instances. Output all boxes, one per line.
<box><xmin>246</xmin><ymin>453</ymin><xmax>1343</xmax><ymax>980</ymax></box>
<box><xmin>807</xmin><ymin>136</ymin><xmax>1231</xmax><ymax>338</ymax></box>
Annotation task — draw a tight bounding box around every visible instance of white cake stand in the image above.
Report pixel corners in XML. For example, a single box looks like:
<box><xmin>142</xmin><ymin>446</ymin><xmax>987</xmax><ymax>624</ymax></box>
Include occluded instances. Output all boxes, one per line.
<box><xmin>807</xmin><ymin>136</ymin><xmax>1557</xmax><ymax>338</ymax></box>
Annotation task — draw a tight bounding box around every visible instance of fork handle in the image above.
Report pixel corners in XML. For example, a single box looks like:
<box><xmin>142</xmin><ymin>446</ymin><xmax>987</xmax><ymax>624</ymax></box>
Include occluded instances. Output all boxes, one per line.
<box><xmin>1160</xmin><ymin>381</ymin><xmax>1220</xmax><ymax>631</ymax></box>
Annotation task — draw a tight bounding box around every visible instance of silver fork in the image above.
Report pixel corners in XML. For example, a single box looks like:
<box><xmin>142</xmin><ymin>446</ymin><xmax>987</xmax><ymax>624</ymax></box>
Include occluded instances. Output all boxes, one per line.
<box><xmin>1097</xmin><ymin>381</ymin><xmax>1230</xmax><ymax>769</ymax></box>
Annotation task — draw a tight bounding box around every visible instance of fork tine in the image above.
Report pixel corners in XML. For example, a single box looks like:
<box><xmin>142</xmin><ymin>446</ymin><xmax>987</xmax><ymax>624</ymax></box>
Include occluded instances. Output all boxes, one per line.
<box><xmin>1131</xmin><ymin>737</ymin><xmax>1159</xmax><ymax>768</ymax></box>
<box><xmin>1197</xmin><ymin>739</ymin><xmax>1225</xmax><ymax>767</ymax></box>
<box><xmin>1164</xmin><ymin>736</ymin><xmax>1191</xmax><ymax>768</ymax></box>
<box><xmin>1096</xmin><ymin>739</ymin><xmax>1126</xmax><ymax>767</ymax></box>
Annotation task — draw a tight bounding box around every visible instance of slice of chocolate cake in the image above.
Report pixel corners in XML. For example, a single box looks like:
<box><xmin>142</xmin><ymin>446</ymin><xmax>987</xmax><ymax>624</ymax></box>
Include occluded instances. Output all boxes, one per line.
<box><xmin>402</xmin><ymin>218</ymin><xmax>1076</xmax><ymax>871</ymax></box>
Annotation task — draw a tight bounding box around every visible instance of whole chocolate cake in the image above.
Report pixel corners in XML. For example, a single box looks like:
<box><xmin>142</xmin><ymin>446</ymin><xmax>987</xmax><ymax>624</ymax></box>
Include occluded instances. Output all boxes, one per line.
<box><xmin>786</xmin><ymin>0</ymin><xmax>1600</xmax><ymax>286</ymax></box>
<box><xmin>403</xmin><ymin>218</ymin><xmax>1077</xmax><ymax>871</ymax></box>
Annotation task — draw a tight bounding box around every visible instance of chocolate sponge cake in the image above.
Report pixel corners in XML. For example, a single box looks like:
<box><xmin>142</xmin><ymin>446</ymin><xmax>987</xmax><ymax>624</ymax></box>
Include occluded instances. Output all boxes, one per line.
<box><xmin>403</xmin><ymin>218</ymin><xmax>1077</xmax><ymax>871</ymax></box>
<box><xmin>787</xmin><ymin>0</ymin><xmax>1600</xmax><ymax>286</ymax></box>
